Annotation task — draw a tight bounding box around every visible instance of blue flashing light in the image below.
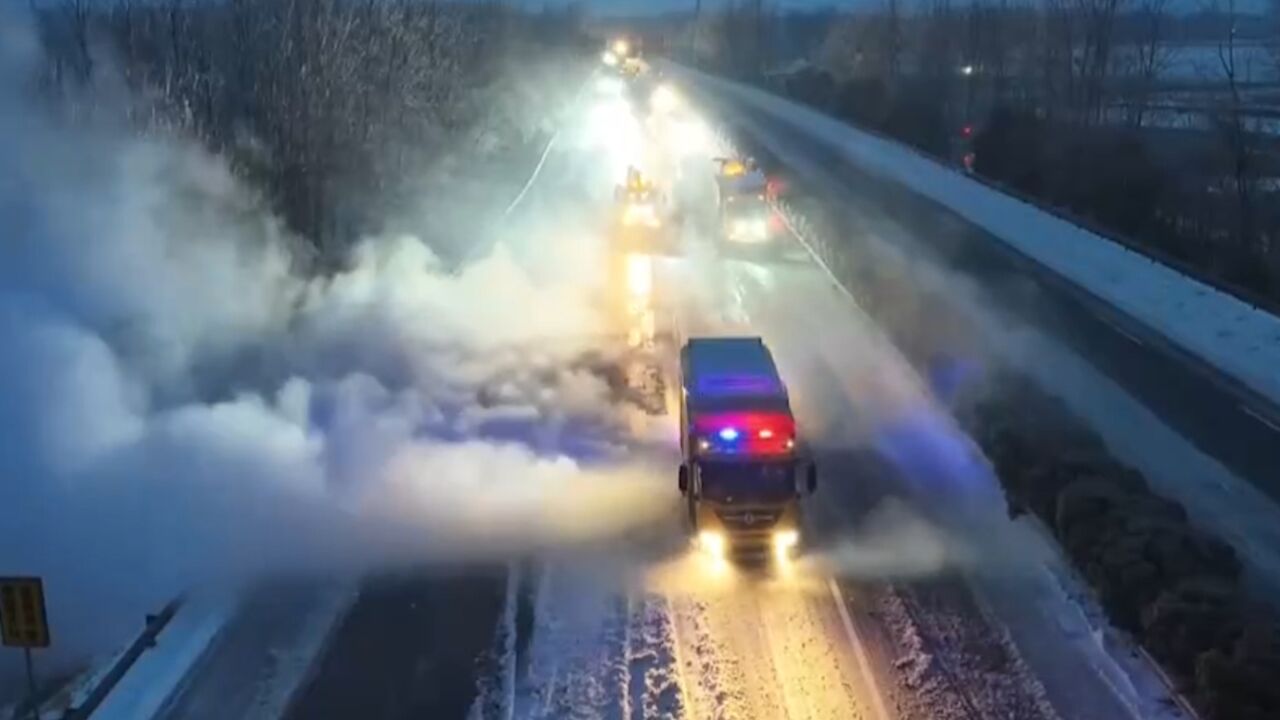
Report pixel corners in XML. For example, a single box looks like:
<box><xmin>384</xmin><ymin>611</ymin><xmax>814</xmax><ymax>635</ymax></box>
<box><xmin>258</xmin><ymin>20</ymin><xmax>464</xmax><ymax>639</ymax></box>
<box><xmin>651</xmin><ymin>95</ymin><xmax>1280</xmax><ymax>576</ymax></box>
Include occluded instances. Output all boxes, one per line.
<box><xmin>718</xmin><ymin>427</ymin><xmax>740</xmax><ymax>442</ymax></box>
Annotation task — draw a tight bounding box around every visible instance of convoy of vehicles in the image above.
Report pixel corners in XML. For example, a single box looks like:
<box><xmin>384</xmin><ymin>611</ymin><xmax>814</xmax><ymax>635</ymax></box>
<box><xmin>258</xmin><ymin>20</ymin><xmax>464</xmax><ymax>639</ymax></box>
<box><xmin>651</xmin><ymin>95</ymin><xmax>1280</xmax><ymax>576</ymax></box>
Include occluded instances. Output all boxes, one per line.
<box><xmin>677</xmin><ymin>337</ymin><xmax>817</xmax><ymax>562</ymax></box>
<box><xmin>601</xmin><ymin>35</ymin><xmax>647</xmax><ymax>79</ymax></box>
<box><xmin>597</xmin><ymin>77</ymin><xmax>812</xmax><ymax>565</ymax></box>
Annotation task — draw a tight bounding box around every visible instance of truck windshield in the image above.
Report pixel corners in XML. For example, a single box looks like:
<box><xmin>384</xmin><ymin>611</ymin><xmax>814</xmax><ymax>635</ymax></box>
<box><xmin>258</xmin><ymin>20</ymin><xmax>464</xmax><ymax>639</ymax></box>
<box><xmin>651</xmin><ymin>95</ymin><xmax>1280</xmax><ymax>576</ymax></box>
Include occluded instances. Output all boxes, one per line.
<box><xmin>725</xmin><ymin>195</ymin><xmax>768</xmax><ymax>216</ymax></box>
<box><xmin>700</xmin><ymin>462</ymin><xmax>794</xmax><ymax>504</ymax></box>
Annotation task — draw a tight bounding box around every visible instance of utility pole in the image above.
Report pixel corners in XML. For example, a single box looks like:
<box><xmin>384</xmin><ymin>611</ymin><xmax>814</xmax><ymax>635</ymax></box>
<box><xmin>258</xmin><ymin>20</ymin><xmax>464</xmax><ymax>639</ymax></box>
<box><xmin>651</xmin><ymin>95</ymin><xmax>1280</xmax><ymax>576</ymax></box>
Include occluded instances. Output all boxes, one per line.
<box><xmin>25</xmin><ymin>648</ymin><xmax>38</xmax><ymax>720</ymax></box>
<box><xmin>692</xmin><ymin>0</ymin><xmax>702</xmax><ymax>62</ymax></box>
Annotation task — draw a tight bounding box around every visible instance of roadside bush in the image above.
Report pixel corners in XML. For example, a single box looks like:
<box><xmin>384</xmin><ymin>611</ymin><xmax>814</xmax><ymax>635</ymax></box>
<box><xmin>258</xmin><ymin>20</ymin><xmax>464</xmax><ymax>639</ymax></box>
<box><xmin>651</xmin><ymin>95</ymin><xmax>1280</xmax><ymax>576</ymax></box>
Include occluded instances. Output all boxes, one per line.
<box><xmin>972</xmin><ymin>106</ymin><xmax>1048</xmax><ymax>198</ymax></box>
<box><xmin>1046</xmin><ymin>127</ymin><xmax>1166</xmax><ymax>239</ymax></box>
<box><xmin>832</xmin><ymin>77</ymin><xmax>892</xmax><ymax>130</ymax></box>
<box><xmin>968</xmin><ymin>372</ymin><xmax>1279</xmax><ymax>720</ymax></box>
<box><xmin>783</xmin><ymin>67</ymin><xmax>837</xmax><ymax>112</ymax></box>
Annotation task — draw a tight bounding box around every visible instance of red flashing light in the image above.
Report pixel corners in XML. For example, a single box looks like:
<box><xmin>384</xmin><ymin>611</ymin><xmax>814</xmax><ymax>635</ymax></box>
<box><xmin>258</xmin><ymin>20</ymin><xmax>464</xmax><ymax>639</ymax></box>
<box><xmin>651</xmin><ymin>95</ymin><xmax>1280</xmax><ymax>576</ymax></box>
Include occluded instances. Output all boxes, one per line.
<box><xmin>960</xmin><ymin>124</ymin><xmax>974</xmax><ymax>138</ymax></box>
<box><xmin>692</xmin><ymin>411</ymin><xmax>795</xmax><ymax>456</ymax></box>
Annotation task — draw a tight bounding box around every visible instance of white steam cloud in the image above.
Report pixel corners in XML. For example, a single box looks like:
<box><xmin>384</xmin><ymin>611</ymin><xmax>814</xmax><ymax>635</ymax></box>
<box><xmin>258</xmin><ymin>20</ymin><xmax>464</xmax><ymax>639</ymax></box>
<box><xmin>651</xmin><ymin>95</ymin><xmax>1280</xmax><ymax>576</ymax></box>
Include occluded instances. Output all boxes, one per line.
<box><xmin>812</xmin><ymin>499</ymin><xmax>973</xmax><ymax>580</ymax></box>
<box><xmin>0</xmin><ymin>8</ymin><xmax>670</xmax><ymax>668</ymax></box>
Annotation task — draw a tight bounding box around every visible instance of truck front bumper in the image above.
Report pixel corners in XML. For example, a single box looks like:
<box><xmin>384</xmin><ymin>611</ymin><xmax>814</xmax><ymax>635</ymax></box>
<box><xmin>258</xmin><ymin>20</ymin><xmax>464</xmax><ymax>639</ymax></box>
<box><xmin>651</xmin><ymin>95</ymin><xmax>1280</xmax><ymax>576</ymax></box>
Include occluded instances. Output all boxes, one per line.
<box><xmin>695</xmin><ymin>504</ymin><xmax>802</xmax><ymax>562</ymax></box>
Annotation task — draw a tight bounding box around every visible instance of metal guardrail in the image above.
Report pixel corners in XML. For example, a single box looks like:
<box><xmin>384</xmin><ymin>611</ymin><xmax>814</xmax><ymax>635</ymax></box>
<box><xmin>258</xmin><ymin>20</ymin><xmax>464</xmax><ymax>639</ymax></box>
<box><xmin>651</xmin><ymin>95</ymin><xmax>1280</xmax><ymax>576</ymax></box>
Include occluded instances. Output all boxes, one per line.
<box><xmin>58</xmin><ymin>597</ymin><xmax>184</xmax><ymax>720</ymax></box>
<box><xmin>741</xmin><ymin>71</ymin><xmax>1280</xmax><ymax>319</ymax></box>
<box><xmin>673</xmin><ymin>60</ymin><xmax>1280</xmax><ymax>429</ymax></box>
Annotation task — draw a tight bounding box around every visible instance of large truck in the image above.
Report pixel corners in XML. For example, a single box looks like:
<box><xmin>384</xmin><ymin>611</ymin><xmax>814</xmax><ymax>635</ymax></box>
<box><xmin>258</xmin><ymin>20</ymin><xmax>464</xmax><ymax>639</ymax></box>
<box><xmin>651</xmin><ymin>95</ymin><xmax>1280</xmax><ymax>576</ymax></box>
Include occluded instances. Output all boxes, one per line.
<box><xmin>712</xmin><ymin>158</ymin><xmax>779</xmax><ymax>252</ymax></box>
<box><xmin>677</xmin><ymin>337</ymin><xmax>817</xmax><ymax>561</ymax></box>
<box><xmin>614</xmin><ymin>167</ymin><xmax>676</xmax><ymax>253</ymax></box>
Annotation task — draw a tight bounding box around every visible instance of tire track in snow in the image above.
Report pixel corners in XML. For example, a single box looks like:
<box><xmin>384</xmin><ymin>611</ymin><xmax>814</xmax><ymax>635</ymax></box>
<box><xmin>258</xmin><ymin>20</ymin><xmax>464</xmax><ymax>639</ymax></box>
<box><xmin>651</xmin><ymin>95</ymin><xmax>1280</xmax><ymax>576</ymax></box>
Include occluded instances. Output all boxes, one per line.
<box><xmin>626</xmin><ymin>593</ymin><xmax>685</xmax><ymax>720</ymax></box>
<box><xmin>515</xmin><ymin>563</ymin><xmax>630</xmax><ymax>720</ymax></box>
<box><xmin>756</xmin><ymin>581</ymin><xmax>869</xmax><ymax>720</ymax></box>
<box><xmin>658</xmin><ymin>566</ymin><xmax>879</xmax><ymax>720</ymax></box>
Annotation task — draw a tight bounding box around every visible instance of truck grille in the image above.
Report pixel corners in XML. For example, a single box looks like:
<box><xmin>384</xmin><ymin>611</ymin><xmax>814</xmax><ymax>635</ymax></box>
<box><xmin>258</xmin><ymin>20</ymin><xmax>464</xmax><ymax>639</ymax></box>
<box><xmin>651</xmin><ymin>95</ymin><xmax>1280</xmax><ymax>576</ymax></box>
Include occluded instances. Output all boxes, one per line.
<box><xmin>716</xmin><ymin>509</ymin><xmax>781</xmax><ymax>532</ymax></box>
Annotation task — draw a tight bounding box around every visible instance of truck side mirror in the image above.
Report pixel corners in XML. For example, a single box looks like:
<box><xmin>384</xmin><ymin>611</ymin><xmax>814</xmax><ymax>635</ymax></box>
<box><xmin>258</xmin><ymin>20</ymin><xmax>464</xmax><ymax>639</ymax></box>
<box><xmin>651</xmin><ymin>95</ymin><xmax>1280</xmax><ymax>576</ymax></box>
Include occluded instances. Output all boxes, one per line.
<box><xmin>806</xmin><ymin>463</ymin><xmax>818</xmax><ymax>494</ymax></box>
<box><xmin>678</xmin><ymin>464</ymin><xmax>689</xmax><ymax>495</ymax></box>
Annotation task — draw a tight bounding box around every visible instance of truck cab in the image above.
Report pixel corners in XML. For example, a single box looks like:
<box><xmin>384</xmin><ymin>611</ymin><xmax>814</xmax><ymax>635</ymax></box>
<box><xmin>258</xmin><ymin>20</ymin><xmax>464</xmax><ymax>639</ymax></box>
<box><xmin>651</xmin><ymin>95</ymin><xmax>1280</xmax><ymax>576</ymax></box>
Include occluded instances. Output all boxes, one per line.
<box><xmin>614</xmin><ymin>168</ymin><xmax>676</xmax><ymax>252</ymax></box>
<box><xmin>677</xmin><ymin>337</ymin><xmax>817</xmax><ymax>562</ymax></box>
<box><xmin>712</xmin><ymin>158</ymin><xmax>778</xmax><ymax>250</ymax></box>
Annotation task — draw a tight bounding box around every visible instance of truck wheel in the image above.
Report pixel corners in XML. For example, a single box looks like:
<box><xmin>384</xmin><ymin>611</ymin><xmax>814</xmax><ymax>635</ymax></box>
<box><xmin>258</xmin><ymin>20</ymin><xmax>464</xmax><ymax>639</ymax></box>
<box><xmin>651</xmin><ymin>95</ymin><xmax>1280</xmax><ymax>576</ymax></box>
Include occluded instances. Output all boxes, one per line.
<box><xmin>678</xmin><ymin>464</ymin><xmax>689</xmax><ymax>495</ymax></box>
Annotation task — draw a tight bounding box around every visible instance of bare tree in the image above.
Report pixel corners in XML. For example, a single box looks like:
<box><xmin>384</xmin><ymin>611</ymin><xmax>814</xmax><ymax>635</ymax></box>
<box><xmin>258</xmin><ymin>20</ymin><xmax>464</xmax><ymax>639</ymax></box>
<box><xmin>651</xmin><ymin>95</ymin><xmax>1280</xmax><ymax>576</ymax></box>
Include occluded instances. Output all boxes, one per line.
<box><xmin>1041</xmin><ymin>0</ymin><xmax>1077</xmax><ymax>121</ymax></box>
<box><xmin>1077</xmin><ymin>0</ymin><xmax>1128</xmax><ymax>123</ymax></box>
<box><xmin>1122</xmin><ymin>0</ymin><xmax>1175</xmax><ymax>127</ymax></box>
<box><xmin>1212</xmin><ymin>0</ymin><xmax>1260</xmax><ymax>259</ymax></box>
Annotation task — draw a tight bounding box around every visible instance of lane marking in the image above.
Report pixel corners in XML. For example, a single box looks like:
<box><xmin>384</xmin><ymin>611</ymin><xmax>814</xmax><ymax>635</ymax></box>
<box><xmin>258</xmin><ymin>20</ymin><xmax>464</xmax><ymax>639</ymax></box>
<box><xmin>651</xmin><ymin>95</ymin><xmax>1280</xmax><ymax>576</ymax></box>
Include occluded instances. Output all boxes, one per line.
<box><xmin>503</xmin><ymin>131</ymin><xmax>560</xmax><ymax>217</ymax></box>
<box><xmin>502</xmin><ymin>71</ymin><xmax>604</xmax><ymax>219</ymax></box>
<box><xmin>1241</xmin><ymin>404</ymin><xmax>1280</xmax><ymax>433</ymax></box>
<box><xmin>502</xmin><ymin>563</ymin><xmax>519</xmax><ymax>720</ymax></box>
<box><xmin>1097</xmin><ymin>314</ymin><xmax>1145</xmax><ymax>346</ymax></box>
<box><xmin>776</xmin><ymin>207</ymin><xmax>861</xmax><ymax>308</ymax></box>
<box><xmin>828</xmin><ymin>577</ymin><xmax>893</xmax><ymax>720</ymax></box>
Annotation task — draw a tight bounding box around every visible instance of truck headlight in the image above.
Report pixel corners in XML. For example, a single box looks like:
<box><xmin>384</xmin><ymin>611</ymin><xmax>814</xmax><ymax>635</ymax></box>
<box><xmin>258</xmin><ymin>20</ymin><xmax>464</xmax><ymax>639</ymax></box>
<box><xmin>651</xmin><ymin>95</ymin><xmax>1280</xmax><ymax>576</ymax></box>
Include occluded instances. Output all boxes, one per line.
<box><xmin>652</xmin><ymin>84</ymin><xmax>679</xmax><ymax>113</ymax></box>
<box><xmin>699</xmin><ymin>530</ymin><xmax>727</xmax><ymax>558</ymax></box>
<box><xmin>773</xmin><ymin>530</ymin><xmax>799</xmax><ymax>560</ymax></box>
<box><xmin>623</xmin><ymin>203</ymin><xmax>658</xmax><ymax>227</ymax></box>
<box><xmin>730</xmin><ymin>218</ymin><xmax>769</xmax><ymax>242</ymax></box>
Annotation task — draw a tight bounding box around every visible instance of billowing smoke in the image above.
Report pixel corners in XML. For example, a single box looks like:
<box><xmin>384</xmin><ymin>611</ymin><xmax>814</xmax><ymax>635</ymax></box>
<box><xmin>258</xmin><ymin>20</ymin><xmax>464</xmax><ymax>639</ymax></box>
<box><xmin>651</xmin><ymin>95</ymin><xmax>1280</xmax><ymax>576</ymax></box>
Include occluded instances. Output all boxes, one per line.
<box><xmin>812</xmin><ymin>499</ymin><xmax>973</xmax><ymax>579</ymax></box>
<box><xmin>0</xmin><ymin>8</ymin><xmax>670</xmax><ymax>669</ymax></box>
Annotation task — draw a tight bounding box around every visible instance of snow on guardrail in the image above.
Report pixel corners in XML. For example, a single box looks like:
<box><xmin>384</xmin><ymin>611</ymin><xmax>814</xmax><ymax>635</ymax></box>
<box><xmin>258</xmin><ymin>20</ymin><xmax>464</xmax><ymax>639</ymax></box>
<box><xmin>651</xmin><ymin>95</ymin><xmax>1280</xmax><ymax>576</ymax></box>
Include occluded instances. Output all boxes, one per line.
<box><xmin>669</xmin><ymin>64</ymin><xmax>1280</xmax><ymax>414</ymax></box>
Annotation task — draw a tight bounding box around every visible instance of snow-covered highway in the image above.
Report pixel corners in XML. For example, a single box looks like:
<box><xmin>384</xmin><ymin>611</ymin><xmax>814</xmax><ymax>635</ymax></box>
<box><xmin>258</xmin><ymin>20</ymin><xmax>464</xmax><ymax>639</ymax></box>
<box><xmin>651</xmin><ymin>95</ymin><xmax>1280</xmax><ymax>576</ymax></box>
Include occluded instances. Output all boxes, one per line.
<box><xmin>69</xmin><ymin>64</ymin><xmax>1256</xmax><ymax>720</ymax></box>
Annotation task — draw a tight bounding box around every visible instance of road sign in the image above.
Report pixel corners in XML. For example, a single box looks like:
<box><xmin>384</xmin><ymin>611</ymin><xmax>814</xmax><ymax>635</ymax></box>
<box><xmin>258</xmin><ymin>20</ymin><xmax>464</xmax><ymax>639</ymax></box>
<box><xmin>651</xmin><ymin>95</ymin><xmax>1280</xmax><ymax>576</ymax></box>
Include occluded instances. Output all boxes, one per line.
<box><xmin>0</xmin><ymin>577</ymin><xmax>50</xmax><ymax>649</ymax></box>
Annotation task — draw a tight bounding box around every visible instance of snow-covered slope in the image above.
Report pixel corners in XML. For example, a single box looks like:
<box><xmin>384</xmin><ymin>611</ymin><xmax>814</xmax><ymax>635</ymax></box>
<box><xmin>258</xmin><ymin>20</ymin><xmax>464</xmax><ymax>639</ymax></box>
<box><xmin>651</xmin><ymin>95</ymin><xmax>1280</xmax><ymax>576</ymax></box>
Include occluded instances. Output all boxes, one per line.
<box><xmin>670</xmin><ymin>64</ymin><xmax>1280</xmax><ymax>412</ymax></box>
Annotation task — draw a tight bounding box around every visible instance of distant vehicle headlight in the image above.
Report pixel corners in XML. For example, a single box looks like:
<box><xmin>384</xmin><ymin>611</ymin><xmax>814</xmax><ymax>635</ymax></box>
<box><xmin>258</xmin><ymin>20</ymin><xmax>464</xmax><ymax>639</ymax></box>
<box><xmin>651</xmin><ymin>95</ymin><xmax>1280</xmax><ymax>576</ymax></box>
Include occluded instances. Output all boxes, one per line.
<box><xmin>624</xmin><ymin>203</ymin><xmax>659</xmax><ymax>227</ymax></box>
<box><xmin>651</xmin><ymin>84</ymin><xmax>679</xmax><ymax>113</ymax></box>
<box><xmin>602</xmin><ymin>50</ymin><xmax>618</xmax><ymax>66</ymax></box>
<box><xmin>730</xmin><ymin>217</ymin><xmax>769</xmax><ymax>241</ymax></box>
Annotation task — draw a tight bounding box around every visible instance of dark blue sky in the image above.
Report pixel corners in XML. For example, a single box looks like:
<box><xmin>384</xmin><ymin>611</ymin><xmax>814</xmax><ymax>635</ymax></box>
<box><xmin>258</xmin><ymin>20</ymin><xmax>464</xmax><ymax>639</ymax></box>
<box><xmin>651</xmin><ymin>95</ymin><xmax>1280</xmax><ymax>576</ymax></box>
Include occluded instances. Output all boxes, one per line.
<box><xmin>571</xmin><ymin>0</ymin><xmax>847</xmax><ymax>15</ymax></box>
<box><xmin>560</xmin><ymin>0</ymin><xmax>1269</xmax><ymax>15</ymax></box>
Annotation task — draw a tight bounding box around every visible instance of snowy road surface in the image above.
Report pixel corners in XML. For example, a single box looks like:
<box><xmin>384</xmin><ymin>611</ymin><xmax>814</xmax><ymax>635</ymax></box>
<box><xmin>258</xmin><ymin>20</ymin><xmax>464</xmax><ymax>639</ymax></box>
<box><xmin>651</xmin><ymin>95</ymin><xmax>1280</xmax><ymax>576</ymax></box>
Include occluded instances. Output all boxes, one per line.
<box><xmin>504</xmin><ymin>73</ymin><xmax>1192</xmax><ymax>720</ymax></box>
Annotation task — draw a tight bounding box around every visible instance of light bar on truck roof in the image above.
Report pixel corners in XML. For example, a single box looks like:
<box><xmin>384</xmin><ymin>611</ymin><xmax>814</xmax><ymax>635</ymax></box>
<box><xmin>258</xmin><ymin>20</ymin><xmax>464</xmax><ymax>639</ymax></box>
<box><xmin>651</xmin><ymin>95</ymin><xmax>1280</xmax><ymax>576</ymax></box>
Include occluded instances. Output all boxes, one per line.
<box><xmin>695</xmin><ymin>373</ymin><xmax>783</xmax><ymax>397</ymax></box>
<box><xmin>693</xmin><ymin>411</ymin><xmax>795</xmax><ymax>456</ymax></box>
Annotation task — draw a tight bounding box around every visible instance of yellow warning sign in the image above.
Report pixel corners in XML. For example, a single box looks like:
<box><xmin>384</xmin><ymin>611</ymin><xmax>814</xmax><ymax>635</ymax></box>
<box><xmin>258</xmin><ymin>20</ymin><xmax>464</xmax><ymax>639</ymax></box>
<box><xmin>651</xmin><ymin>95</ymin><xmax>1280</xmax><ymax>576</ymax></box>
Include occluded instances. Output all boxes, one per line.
<box><xmin>0</xmin><ymin>577</ymin><xmax>50</xmax><ymax>649</ymax></box>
